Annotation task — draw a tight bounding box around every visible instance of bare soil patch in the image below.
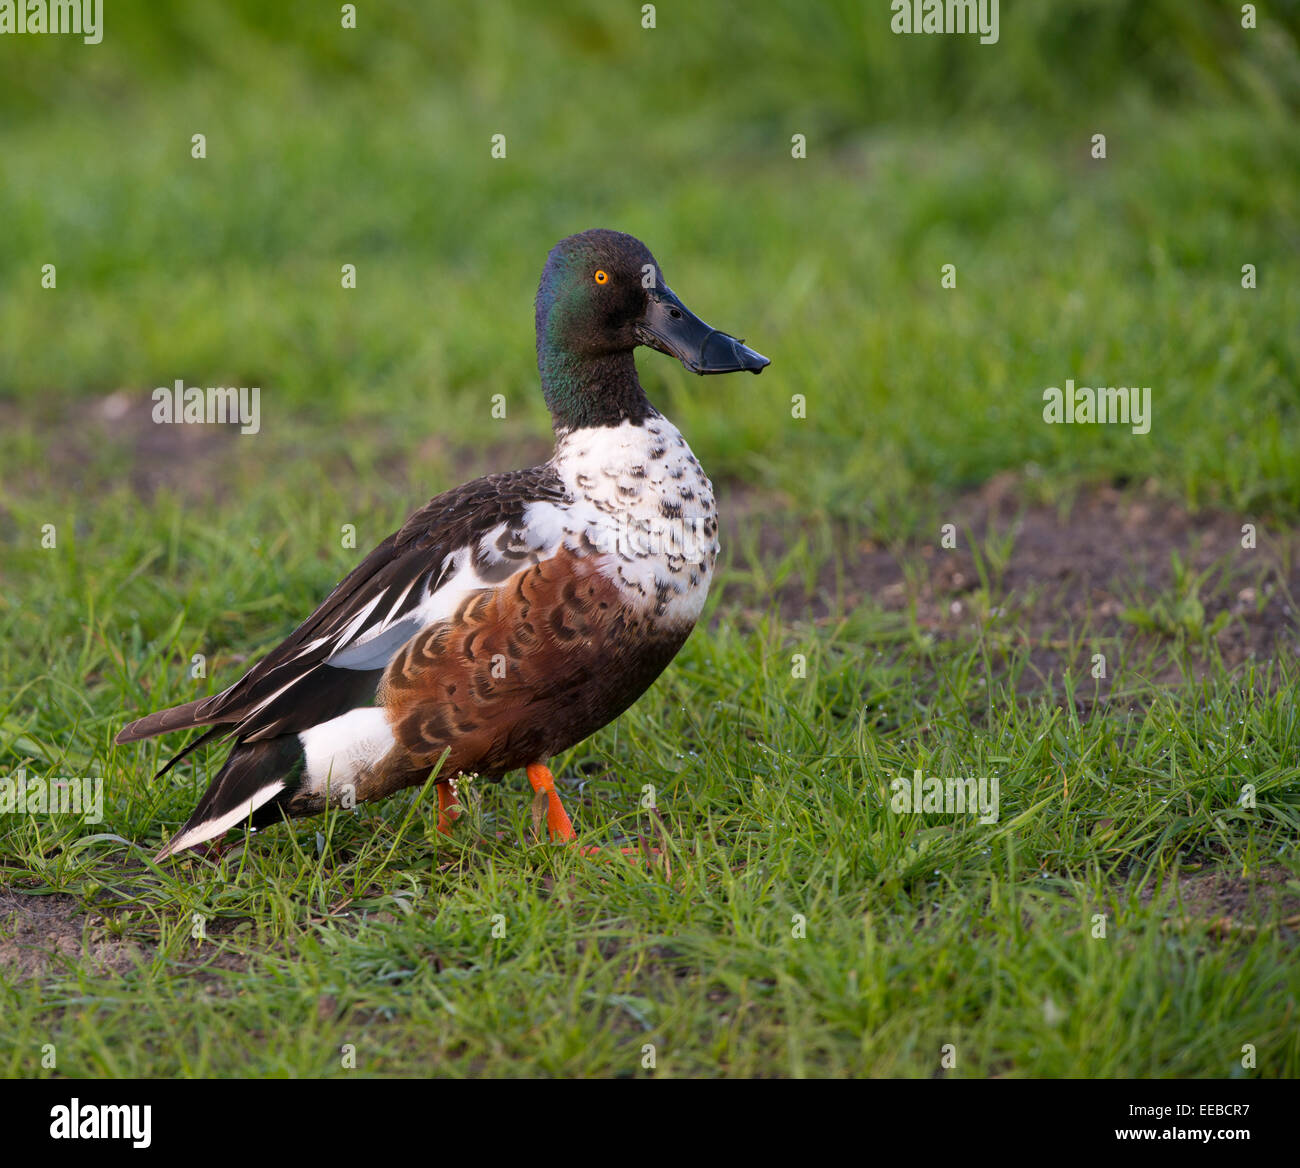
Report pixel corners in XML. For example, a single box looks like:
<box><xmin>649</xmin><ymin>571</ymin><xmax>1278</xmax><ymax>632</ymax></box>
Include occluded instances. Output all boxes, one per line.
<box><xmin>0</xmin><ymin>890</ymin><xmax>145</xmax><ymax>981</ymax></box>
<box><xmin>721</xmin><ymin>474</ymin><xmax>1298</xmax><ymax>684</ymax></box>
<box><xmin>1141</xmin><ymin>864</ymin><xmax>1300</xmax><ymax>936</ymax></box>
<box><xmin>0</xmin><ymin>885</ymin><xmax>258</xmax><ymax>983</ymax></box>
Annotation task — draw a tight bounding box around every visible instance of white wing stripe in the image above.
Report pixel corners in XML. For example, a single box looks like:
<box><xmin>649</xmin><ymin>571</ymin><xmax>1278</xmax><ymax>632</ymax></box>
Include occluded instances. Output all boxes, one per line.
<box><xmin>328</xmin><ymin>591</ymin><xmax>386</xmax><ymax>652</ymax></box>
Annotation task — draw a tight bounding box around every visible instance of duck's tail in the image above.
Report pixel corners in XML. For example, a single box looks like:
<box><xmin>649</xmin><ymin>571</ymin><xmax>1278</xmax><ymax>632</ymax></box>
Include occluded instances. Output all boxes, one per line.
<box><xmin>153</xmin><ymin>737</ymin><xmax>304</xmax><ymax>861</ymax></box>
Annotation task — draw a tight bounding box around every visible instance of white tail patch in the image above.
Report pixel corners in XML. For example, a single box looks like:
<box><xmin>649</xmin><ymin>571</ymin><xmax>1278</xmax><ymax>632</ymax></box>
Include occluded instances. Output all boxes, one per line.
<box><xmin>299</xmin><ymin>706</ymin><xmax>396</xmax><ymax>792</ymax></box>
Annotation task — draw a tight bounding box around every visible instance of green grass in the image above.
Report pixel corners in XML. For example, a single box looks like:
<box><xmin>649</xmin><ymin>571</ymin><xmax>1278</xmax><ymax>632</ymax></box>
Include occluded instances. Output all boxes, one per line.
<box><xmin>1</xmin><ymin>487</ymin><xmax>1298</xmax><ymax>1076</ymax></box>
<box><xmin>1</xmin><ymin>2</ymin><xmax>1298</xmax><ymax>1078</ymax></box>
<box><xmin>2</xmin><ymin>3</ymin><xmax>1298</xmax><ymax>519</ymax></box>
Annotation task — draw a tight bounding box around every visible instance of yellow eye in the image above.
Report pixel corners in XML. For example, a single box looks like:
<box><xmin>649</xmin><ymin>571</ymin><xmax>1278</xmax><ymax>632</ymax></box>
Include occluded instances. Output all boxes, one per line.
<box><xmin>594</xmin><ymin>270</ymin><xmax>609</xmax><ymax>284</ymax></box>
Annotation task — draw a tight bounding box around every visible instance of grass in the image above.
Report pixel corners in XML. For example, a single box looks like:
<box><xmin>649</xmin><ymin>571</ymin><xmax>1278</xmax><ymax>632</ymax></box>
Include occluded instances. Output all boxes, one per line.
<box><xmin>2</xmin><ymin>488</ymin><xmax>1297</xmax><ymax>1076</ymax></box>
<box><xmin>1</xmin><ymin>2</ymin><xmax>1298</xmax><ymax>1078</ymax></box>
<box><xmin>2</xmin><ymin>6</ymin><xmax>1298</xmax><ymax>520</ymax></box>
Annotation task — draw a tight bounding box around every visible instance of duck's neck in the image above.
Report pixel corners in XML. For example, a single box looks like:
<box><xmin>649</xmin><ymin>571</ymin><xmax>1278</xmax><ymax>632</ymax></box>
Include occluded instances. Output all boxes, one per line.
<box><xmin>539</xmin><ymin>346</ymin><xmax>657</xmax><ymax>432</ymax></box>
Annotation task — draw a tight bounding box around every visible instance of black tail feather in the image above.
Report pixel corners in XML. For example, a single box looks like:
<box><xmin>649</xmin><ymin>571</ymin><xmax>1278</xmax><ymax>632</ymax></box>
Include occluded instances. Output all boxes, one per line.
<box><xmin>155</xmin><ymin>737</ymin><xmax>305</xmax><ymax>860</ymax></box>
<box><xmin>152</xmin><ymin>725</ymin><xmax>233</xmax><ymax>781</ymax></box>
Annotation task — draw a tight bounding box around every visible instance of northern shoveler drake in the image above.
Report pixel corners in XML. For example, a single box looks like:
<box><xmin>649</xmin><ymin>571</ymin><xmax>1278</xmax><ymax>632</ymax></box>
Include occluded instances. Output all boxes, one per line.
<box><xmin>117</xmin><ymin>229</ymin><xmax>769</xmax><ymax>861</ymax></box>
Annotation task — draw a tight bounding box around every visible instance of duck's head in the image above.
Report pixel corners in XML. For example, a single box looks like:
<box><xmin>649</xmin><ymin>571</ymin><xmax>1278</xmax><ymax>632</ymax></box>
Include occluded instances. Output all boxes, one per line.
<box><xmin>535</xmin><ymin>229</ymin><xmax>769</xmax><ymax>429</ymax></box>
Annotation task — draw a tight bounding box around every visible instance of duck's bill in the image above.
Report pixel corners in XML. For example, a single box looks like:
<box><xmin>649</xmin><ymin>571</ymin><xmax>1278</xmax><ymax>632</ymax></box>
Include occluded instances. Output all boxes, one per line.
<box><xmin>636</xmin><ymin>287</ymin><xmax>770</xmax><ymax>375</ymax></box>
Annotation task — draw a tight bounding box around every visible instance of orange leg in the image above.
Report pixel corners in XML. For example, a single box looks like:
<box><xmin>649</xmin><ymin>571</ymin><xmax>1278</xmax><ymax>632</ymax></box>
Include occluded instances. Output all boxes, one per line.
<box><xmin>436</xmin><ymin>779</ymin><xmax>461</xmax><ymax>836</ymax></box>
<box><xmin>524</xmin><ymin>762</ymin><xmax>662</xmax><ymax>865</ymax></box>
<box><xmin>526</xmin><ymin>763</ymin><xmax>576</xmax><ymax>843</ymax></box>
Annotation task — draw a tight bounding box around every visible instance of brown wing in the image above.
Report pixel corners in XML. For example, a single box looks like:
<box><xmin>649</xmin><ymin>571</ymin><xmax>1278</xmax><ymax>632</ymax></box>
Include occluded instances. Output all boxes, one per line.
<box><xmin>379</xmin><ymin>546</ymin><xmax>691</xmax><ymax>779</ymax></box>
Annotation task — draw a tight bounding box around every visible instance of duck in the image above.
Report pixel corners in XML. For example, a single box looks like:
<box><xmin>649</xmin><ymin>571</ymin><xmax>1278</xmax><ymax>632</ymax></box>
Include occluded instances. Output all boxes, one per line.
<box><xmin>116</xmin><ymin>229</ymin><xmax>769</xmax><ymax>861</ymax></box>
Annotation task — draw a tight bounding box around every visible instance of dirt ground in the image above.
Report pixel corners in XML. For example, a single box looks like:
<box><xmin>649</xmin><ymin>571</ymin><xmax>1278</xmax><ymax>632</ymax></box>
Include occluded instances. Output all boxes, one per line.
<box><xmin>0</xmin><ymin>891</ymin><xmax>144</xmax><ymax>981</ymax></box>
<box><xmin>0</xmin><ymin>888</ymin><xmax>262</xmax><ymax>983</ymax></box>
<box><xmin>1142</xmin><ymin>864</ymin><xmax>1300</xmax><ymax>939</ymax></box>
<box><xmin>723</xmin><ymin>472</ymin><xmax>1296</xmax><ymax>689</ymax></box>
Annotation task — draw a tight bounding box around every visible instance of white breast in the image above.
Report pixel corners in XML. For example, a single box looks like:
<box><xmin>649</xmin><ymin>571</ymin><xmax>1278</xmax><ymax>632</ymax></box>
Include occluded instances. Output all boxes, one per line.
<box><xmin>531</xmin><ymin>418</ymin><xmax>719</xmax><ymax>627</ymax></box>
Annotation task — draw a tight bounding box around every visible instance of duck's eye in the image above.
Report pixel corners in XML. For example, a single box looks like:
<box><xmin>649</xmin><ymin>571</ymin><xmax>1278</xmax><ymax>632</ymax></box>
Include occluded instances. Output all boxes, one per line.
<box><xmin>594</xmin><ymin>270</ymin><xmax>609</xmax><ymax>285</ymax></box>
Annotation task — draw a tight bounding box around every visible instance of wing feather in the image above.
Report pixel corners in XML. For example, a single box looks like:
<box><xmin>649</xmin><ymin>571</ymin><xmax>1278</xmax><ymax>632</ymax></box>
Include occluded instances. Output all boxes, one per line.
<box><xmin>115</xmin><ymin>465</ymin><xmax>568</xmax><ymax>747</ymax></box>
